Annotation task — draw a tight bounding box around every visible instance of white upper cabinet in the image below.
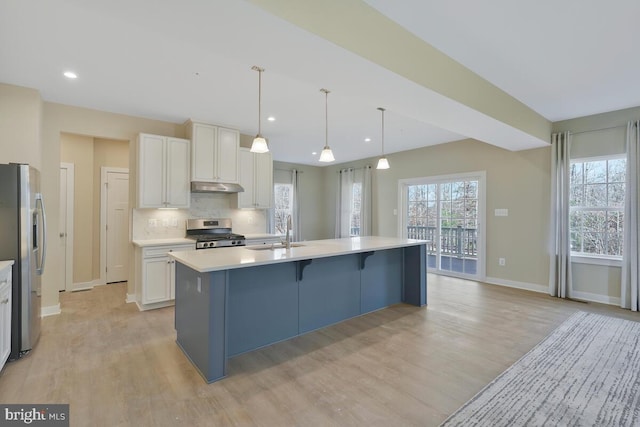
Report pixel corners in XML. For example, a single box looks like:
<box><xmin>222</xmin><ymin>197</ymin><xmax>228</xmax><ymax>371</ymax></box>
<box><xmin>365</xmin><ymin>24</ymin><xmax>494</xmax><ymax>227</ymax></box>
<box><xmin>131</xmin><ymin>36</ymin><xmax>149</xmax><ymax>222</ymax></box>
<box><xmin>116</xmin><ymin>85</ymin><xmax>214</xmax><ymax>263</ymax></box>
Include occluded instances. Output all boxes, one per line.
<box><xmin>137</xmin><ymin>133</ymin><xmax>190</xmax><ymax>208</ymax></box>
<box><xmin>187</xmin><ymin>121</ymin><xmax>239</xmax><ymax>183</ymax></box>
<box><xmin>237</xmin><ymin>147</ymin><xmax>273</xmax><ymax>209</ymax></box>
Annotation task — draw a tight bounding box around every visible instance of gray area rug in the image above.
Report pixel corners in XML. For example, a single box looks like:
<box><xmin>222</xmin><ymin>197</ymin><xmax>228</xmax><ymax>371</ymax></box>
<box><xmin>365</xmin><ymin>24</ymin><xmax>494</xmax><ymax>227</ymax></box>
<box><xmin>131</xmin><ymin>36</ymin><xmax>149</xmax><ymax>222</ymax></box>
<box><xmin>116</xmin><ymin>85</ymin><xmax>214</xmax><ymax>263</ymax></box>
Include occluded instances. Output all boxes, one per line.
<box><xmin>441</xmin><ymin>311</ymin><xmax>640</xmax><ymax>426</ymax></box>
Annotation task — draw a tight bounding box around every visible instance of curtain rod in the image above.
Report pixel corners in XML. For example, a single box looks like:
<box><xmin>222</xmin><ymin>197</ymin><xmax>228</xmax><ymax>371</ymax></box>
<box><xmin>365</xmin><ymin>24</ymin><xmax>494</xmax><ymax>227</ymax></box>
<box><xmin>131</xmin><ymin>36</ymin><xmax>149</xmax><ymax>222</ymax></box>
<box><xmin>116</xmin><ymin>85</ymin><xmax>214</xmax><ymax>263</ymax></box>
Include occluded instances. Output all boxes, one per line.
<box><xmin>569</xmin><ymin>124</ymin><xmax>627</xmax><ymax>136</ymax></box>
<box><xmin>274</xmin><ymin>168</ymin><xmax>304</xmax><ymax>174</ymax></box>
<box><xmin>338</xmin><ymin>165</ymin><xmax>372</xmax><ymax>173</ymax></box>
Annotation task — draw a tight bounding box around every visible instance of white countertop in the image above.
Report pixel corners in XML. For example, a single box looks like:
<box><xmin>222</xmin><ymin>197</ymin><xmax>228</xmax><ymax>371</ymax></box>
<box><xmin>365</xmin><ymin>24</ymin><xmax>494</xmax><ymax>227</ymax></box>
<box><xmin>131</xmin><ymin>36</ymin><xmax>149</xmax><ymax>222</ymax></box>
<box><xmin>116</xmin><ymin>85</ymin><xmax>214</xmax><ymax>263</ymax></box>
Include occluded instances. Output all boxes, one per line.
<box><xmin>0</xmin><ymin>260</ymin><xmax>15</xmax><ymax>271</ymax></box>
<box><xmin>132</xmin><ymin>238</ymin><xmax>195</xmax><ymax>247</ymax></box>
<box><xmin>170</xmin><ymin>236</ymin><xmax>427</xmax><ymax>273</ymax></box>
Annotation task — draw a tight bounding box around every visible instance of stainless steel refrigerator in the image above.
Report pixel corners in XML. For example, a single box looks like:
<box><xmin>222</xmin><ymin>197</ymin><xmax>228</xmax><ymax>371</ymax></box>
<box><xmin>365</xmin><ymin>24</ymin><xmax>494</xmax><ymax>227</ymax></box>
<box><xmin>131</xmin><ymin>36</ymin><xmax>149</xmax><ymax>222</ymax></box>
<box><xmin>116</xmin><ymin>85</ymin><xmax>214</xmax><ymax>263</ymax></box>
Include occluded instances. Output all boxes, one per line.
<box><xmin>0</xmin><ymin>163</ymin><xmax>47</xmax><ymax>360</ymax></box>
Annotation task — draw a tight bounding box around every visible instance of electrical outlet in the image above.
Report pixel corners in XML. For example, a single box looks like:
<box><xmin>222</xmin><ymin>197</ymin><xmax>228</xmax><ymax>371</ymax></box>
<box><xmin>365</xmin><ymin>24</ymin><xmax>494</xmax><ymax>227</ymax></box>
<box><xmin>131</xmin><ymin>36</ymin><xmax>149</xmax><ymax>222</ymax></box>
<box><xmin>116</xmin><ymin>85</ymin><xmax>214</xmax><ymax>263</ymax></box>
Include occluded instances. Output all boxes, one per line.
<box><xmin>171</xmin><ymin>217</ymin><xmax>178</xmax><ymax>227</ymax></box>
<box><xmin>499</xmin><ymin>258</ymin><xmax>506</xmax><ymax>266</ymax></box>
<box><xmin>148</xmin><ymin>218</ymin><xmax>158</xmax><ymax>228</ymax></box>
<box><xmin>162</xmin><ymin>218</ymin><xmax>169</xmax><ymax>227</ymax></box>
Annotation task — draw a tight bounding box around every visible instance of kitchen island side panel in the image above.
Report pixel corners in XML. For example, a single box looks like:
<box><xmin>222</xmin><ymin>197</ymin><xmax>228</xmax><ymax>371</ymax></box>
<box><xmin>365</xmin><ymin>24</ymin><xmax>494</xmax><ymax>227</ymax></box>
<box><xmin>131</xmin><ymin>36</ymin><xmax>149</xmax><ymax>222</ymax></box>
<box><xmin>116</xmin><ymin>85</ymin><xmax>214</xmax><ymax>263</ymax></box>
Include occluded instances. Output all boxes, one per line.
<box><xmin>360</xmin><ymin>249</ymin><xmax>403</xmax><ymax>313</ymax></box>
<box><xmin>298</xmin><ymin>254</ymin><xmax>361</xmax><ymax>334</ymax></box>
<box><xmin>402</xmin><ymin>244</ymin><xmax>427</xmax><ymax>306</ymax></box>
<box><xmin>227</xmin><ymin>262</ymin><xmax>298</xmax><ymax>357</ymax></box>
<box><xmin>175</xmin><ymin>263</ymin><xmax>227</xmax><ymax>383</ymax></box>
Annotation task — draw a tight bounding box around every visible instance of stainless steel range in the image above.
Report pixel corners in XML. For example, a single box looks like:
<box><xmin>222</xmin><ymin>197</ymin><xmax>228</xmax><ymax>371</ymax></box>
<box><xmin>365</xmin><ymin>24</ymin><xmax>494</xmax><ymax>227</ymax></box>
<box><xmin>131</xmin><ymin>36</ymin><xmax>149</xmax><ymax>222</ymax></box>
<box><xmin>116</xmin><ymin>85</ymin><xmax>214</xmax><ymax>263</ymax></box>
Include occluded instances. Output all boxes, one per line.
<box><xmin>186</xmin><ymin>218</ymin><xmax>246</xmax><ymax>249</ymax></box>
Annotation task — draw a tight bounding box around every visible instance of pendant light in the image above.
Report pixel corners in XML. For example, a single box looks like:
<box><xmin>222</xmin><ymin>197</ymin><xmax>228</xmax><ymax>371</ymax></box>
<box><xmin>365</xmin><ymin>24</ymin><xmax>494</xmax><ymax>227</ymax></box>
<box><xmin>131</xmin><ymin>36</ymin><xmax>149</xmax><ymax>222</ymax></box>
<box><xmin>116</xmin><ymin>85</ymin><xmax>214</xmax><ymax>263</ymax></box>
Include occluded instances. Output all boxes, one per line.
<box><xmin>250</xmin><ymin>66</ymin><xmax>269</xmax><ymax>153</ymax></box>
<box><xmin>318</xmin><ymin>88</ymin><xmax>335</xmax><ymax>162</ymax></box>
<box><xmin>376</xmin><ymin>107</ymin><xmax>390</xmax><ymax>170</ymax></box>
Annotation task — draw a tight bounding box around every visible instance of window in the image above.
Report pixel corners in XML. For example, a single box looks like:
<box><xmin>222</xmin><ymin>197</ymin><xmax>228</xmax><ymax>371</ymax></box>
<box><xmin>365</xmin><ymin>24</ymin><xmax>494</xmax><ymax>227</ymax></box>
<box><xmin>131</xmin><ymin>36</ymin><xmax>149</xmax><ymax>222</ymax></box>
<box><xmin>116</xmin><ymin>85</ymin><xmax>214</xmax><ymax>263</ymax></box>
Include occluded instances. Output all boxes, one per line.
<box><xmin>273</xmin><ymin>183</ymin><xmax>293</xmax><ymax>235</ymax></box>
<box><xmin>405</xmin><ymin>179</ymin><xmax>479</xmax><ymax>275</ymax></box>
<box><xmin>350</xmin><ymin>182</ymin><xmax>362</xmax><ymax>236</ymax></box>
<box><xmin>570</xmin><ymin>157</ymin><xmax>626</xmax><ymax>257</ymax></box>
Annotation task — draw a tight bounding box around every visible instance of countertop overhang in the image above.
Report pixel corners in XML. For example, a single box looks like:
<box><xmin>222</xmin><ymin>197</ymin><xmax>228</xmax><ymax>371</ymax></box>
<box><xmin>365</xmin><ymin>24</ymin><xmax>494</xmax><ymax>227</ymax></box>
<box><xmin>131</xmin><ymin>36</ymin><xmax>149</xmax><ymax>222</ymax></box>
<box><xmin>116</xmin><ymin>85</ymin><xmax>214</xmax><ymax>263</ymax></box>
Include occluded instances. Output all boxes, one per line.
<box><xmin>170</xmin><ymin>236</ymin><xmax>428</xmax><ymax>273</ymax></box>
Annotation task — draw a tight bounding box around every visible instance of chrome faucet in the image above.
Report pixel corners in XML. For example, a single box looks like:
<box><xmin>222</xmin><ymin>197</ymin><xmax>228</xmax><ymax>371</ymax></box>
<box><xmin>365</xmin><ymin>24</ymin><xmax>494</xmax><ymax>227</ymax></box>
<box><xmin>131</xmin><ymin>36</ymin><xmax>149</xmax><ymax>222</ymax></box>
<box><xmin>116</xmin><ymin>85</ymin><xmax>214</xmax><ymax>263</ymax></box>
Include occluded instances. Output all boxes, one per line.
<box><xmin>284</xmin><ymin>214</ymin><xmax>292</xmax><ymax>249</ymax></box>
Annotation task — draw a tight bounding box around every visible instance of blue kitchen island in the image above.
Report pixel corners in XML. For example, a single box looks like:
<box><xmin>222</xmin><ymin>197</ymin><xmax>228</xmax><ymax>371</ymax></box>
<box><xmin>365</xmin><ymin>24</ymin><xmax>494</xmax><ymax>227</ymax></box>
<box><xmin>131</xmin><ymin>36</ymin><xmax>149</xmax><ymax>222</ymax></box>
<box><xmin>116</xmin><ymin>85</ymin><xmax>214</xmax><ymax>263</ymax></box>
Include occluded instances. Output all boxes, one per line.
<box><xmin>170</xmin><ymin>236</ymin><xmax>427</xmax><ymax>383</ymax></box>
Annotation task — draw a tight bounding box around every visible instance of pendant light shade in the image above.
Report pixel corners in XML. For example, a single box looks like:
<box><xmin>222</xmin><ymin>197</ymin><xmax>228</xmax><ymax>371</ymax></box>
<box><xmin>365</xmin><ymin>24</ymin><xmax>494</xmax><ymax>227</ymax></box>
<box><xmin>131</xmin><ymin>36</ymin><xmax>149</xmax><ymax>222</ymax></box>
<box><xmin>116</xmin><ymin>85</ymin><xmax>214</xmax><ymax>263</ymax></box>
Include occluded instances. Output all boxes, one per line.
<box><xmin>319</xmin><ymin>147</ymin><xmax>335</xmax><ymax>162</ymax></box>
<box><xmin>376</xmin><ymin>157</ymin><xmax>390</xmax><ymax>169</ymax></box>
<box><xmin>251</xmin><ymin>66</ymin><xmax>269</xmax><ymax>153</ymax></box>
<box><xmin>318</xmin><ymin>88</ymin><xmax>335</xmax><ymax>163</ymax></box>
<box><xmin>376</xmin><ymin>107</ymin><xmax>390</xmax><ymax>170</ymax></box>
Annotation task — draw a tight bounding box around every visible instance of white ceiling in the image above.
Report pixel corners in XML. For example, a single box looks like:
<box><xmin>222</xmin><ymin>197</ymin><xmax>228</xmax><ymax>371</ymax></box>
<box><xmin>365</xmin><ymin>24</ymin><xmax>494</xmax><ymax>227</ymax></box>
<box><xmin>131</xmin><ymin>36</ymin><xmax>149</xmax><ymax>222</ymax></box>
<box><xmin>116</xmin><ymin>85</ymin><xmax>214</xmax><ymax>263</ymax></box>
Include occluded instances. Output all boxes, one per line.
<box><xmin>1</xmin><ymin>0</ymin><xmax>639</xmax><ymax>166</ymax></box>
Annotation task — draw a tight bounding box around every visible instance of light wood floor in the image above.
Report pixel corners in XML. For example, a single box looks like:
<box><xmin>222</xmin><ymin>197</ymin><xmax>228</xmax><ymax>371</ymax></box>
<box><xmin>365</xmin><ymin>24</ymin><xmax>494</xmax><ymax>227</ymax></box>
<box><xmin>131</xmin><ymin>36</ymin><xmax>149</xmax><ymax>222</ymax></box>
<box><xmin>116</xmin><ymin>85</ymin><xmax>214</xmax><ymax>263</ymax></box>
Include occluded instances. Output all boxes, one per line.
<box><xmin>1</xmin><ymin>275</ymin><xmax>639</xmax><ymax>427</ymax></box>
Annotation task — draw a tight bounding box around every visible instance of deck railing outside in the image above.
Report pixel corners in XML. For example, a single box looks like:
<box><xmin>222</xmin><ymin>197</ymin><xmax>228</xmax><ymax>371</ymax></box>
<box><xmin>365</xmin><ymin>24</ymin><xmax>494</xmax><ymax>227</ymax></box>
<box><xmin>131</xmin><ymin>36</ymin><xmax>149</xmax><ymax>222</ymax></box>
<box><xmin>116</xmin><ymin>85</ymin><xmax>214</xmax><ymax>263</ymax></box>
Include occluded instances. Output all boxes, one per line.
<box><xmin>407</xmin><ymin>226</ymin><xmax>477</xmax><ymax>259</ymax></box>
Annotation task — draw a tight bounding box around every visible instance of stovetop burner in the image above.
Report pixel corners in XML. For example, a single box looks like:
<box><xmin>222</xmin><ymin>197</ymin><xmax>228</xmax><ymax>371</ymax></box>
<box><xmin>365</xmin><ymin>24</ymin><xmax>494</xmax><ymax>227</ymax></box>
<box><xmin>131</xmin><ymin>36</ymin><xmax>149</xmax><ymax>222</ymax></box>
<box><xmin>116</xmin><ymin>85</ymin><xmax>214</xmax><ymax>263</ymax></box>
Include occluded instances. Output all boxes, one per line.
<box><xmin>188</xmin><ymin>233</ymin><xmax>245</xmax><ymax>242</ymax></box>
<box><xmin>186</xmin><ymin>218</ymin><xmax>246</xmax><ymax>249</ymax></box>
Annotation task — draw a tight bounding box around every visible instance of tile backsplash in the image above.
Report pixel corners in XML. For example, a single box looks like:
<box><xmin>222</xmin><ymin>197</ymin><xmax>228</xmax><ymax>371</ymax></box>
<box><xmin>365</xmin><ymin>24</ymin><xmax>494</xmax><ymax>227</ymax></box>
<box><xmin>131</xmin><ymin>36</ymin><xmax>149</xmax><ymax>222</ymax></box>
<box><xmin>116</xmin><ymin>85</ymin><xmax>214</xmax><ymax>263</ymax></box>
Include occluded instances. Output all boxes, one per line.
<box><xmin>132</xmin><ymin>193</ymin><xmax>268</xmax><ymax>240</ymax></box>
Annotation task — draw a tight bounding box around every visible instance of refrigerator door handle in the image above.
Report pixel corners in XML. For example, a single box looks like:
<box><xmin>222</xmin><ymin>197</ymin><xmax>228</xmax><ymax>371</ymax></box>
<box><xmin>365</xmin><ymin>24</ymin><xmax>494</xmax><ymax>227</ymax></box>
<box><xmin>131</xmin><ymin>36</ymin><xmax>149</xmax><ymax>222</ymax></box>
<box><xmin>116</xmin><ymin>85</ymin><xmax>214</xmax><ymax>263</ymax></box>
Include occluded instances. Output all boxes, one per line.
<box><xmin>36</xmin><ymin>193</ymin><xmax>47</xmax><ymax>275</ymax></box>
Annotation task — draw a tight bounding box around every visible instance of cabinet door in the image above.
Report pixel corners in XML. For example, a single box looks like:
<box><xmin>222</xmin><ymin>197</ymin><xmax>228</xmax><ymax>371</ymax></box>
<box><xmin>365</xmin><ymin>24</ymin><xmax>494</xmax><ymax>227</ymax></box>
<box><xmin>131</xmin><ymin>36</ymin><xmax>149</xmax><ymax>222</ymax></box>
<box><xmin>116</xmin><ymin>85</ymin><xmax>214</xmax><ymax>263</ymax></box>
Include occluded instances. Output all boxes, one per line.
<box><xmin>237</xmin><ymin>148</ymin><xmax>254</xmax><ymax>208</ymax></box>
<box><xmin>216</xmin><ymin>127</ymin><xmax>239</xmax><ymax>183</ymax></box>
<box><xmin>0</xmin><ymin>273</ymin><xmax>12</xmax><ymax>369</ymax></box>
<box><xmin>169</xmin><ymin>260</ymin><xmax>177</xmax><ymax>300</ymax></box>
<box><xmin>166</xmin><ymin>137</ymin><xmax>190</xmax><ymax>208</ymax></box>
<box><xmin>360</xmin><ymin>249</ymin><xmax>402</xmax><ymax>313</ymax></box>
<box><xmin>191</xmin><ymin>123</ymin><xmax>217</xmax><ymax>182</ymax></box>
<box><xmin>254</xmin><ymin>152</ymin><xmax>273</xmax><ymax>208</ymax></box>
<box><xmin>142</xmin><ymin>257</ymin><xmax>171</xmax><ymax>304</ymax></box>
<box><xmin>138</xmin><ymin>134</ymin><xmax>166</xmax><ymax>208</ymax></box>
<box><xmin>299</xmin><ymin>255</ymin><xmax>361</xmax><ymax>334</ymax></box>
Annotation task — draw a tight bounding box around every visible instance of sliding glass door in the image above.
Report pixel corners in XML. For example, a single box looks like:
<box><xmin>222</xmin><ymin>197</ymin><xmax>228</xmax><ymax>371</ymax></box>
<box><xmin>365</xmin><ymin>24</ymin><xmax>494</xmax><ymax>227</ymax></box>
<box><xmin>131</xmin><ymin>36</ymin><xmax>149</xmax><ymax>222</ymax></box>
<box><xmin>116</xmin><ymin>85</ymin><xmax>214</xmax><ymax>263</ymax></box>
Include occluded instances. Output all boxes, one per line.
<box><xmin>400</xmin><ymin>172</ymin><xmax>485</xmax><ymax>279</ymax></box>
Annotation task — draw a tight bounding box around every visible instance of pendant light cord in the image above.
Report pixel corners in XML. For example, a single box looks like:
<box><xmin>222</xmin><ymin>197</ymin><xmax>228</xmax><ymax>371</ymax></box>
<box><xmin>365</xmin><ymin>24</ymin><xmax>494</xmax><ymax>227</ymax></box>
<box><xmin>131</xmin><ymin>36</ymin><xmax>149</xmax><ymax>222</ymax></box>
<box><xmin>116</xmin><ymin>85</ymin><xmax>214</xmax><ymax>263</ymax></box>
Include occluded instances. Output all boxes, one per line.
<box><xmin>325</xmin><ymin>90</ymin><xmax>328</xmax><ymax>147</ymax></box>
<box><xmin>321</xmin><ymin>89</ymin><xmax>330</xmax><ymax>147</ymax></box>
<box><xmin>252</xmin><ymin>66</ymin><xmax>264</xmax><ymax>136</ymax></box>
<box><xmin>258</xmin><ymin>69</ymin><xmax>262</xmax><ymax>136</ymax></box>
<box><xmin>378</xmin><ymin>107</ymin><xmax>386</xmax><ymax>155</ymax></box>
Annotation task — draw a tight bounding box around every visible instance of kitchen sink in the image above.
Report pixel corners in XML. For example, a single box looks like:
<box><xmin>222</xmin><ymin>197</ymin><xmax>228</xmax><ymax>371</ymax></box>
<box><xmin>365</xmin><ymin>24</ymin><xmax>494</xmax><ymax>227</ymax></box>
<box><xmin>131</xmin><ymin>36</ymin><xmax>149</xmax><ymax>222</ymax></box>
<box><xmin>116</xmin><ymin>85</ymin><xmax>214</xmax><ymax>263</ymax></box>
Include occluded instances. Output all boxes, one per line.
<box><xmin>245</xmin><ymin>243</ymin><xmax>306</xmax><ymax>251</ymax></box>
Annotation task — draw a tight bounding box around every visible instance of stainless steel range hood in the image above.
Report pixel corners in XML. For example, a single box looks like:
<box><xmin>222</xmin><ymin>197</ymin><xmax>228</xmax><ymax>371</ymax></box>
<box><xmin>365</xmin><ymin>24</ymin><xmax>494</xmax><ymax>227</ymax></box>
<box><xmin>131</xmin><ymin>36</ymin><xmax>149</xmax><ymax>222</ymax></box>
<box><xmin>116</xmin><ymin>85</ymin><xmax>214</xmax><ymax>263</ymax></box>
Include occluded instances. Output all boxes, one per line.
<box><xmin>191</xmin><ymin>181</ymin><xmax>245</xmax><ymax>193</ymax></box>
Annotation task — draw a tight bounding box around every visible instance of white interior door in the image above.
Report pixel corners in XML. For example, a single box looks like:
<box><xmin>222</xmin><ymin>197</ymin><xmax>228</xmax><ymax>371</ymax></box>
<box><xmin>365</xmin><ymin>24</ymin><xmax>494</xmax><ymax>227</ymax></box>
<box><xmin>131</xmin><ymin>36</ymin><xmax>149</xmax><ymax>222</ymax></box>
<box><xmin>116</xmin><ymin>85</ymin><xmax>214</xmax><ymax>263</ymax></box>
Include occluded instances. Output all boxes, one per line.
<box><xmin>106</xmin><ymin>170</ymin><xmax>129</xmax><ymax>283</ymax></box>
<box><xmin>59</xmin><ymin>163</ymin><xmax>74</xmax><ymax>291</ymax></box>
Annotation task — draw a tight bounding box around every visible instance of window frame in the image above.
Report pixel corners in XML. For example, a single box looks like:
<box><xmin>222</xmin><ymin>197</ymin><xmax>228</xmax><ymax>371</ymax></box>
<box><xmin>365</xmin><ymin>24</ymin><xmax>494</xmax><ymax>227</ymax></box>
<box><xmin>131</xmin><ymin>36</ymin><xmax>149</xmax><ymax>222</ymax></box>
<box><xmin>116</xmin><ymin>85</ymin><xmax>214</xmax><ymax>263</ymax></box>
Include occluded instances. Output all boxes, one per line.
<box><xmin>569</xmin><ymin>154</ymin><xmax>626</xmax><ymax>264</ymax></box>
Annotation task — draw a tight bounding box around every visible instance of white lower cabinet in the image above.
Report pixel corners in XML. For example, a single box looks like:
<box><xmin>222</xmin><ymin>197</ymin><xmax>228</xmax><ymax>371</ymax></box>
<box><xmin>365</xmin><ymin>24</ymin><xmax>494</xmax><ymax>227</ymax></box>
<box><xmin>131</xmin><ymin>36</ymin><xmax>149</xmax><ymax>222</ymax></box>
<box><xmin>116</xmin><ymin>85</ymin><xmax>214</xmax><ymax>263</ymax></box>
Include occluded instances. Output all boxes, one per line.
<box><xmin>135</xmin><ymin>243</ymin><xmax>194</xmax><ymax>310</ymax></box>
<box><xmin>0</xmin><ymin>263</ymin><xmax>13</xmax><ymax>371</ymax></box>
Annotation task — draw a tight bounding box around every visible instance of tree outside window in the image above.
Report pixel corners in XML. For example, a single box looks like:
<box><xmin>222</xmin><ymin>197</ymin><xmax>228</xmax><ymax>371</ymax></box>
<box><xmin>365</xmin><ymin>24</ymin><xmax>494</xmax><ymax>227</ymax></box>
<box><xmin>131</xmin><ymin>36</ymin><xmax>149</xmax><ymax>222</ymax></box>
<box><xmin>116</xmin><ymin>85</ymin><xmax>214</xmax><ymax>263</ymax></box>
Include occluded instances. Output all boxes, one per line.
<box><xmin>351</xmin><ymin>183</ymin><xmax>362</xmax><ymax>236</ymax></box>
<box><xmin>274</xmin><ymin>183</ymin><xmax>293</xmax><ymax>235</ymax></box>
<box><xmin>570</xmin><ymin>157</ymin><xmax>626</xmax><ymax>257</ymax></box>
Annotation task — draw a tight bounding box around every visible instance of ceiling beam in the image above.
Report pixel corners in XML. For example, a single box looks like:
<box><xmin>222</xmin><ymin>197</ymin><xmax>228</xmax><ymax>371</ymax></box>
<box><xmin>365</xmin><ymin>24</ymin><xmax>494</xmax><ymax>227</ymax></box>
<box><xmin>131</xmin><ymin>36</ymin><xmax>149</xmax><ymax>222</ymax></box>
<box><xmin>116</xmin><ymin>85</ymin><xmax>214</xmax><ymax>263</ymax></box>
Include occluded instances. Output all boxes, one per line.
<box><xmin>248</xmin><ymin>0</ymin><xmax>551</xmax><ymax>150</ymax></box>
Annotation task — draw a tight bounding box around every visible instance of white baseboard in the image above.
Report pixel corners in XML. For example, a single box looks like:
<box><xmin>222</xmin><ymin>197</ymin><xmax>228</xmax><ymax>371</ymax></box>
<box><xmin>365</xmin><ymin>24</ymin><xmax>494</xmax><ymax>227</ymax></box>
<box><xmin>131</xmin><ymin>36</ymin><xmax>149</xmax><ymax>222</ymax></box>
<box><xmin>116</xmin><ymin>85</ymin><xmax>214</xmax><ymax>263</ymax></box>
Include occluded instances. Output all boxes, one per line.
<box><xmin>135</xmin><ymin>300</ymin><xmax>174</xmax><ymax>312</ymax></box>
<box><xmin>484</xmin><ymin>277</ymin><xmax>622</xmax><ymax>307</ymax></box>
<box><xmin>570</xmin><ymin>290</ymin><xmax>621</xmax><ymax>306</ymax></box>
<box><xmin>41</xmin><ymin>303</ymin><xmax>61</xmax><ymax>317</ymax></box>
<box><xmin>484</xmin><ymin>276</ymin><xmax>548</xmax><ymax>294</ymax></box>
<box><xmin>126</xmin><ymin>293</ymin><xmax>136</xmax><ymax>304</ymax></box>
<box><xmin>72</xmin><ymin>279</ymin><xmax>101</xmax><ymax>291</ymax></box>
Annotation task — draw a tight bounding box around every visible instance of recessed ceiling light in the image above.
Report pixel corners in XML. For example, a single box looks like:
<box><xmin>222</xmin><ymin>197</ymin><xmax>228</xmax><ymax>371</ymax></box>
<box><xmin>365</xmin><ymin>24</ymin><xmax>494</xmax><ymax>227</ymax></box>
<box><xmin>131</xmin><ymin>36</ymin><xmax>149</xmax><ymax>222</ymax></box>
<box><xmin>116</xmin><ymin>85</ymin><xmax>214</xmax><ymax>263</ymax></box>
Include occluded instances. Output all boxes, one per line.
<box><xmin>312</xmin><ymin>152</ymin><xmax>317</xmax><ymax>155</ymax></box>
<box><xmin>63</xmin><ymin>71</ymin><xmax>78</xmax><ymax>79</ymax></box>
<box><xmin>364</xmin><ymin>138</ymin><xmax>371</xmax><ymax>142</ymax></box>
<box><xmin>267</xmin><ymin>116</ymin><xmax>276</xmax><ymax>122</ymax></box>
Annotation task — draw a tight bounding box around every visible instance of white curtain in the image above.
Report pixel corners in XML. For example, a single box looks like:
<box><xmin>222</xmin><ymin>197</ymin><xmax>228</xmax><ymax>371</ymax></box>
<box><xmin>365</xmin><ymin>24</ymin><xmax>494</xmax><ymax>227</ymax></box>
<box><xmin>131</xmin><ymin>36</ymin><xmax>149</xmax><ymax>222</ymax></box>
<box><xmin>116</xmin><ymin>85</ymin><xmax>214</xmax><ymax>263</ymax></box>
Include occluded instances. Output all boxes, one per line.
<box><xmin>549</xmin><ymin>131</ymin><xmax>572</xmax><ymax>298</ymax></box>
<box><xmin>291</xmin><ymin>169</ymin><xmax>302</xmax><ymax>242</ymax></box>
<box><xmin>360</xmin><ymin>166</ymin><xmax>372</xmax><ymax>236</ymax></box>
<box><xmin>335</xmin><ymin>168</ymin><xmax>355</xmax><ymax>238</ymax></box>
<box><xmin>621</xmin><ymin>121</ymin><xmax>640</xmax><ymax>311</ymax></box>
